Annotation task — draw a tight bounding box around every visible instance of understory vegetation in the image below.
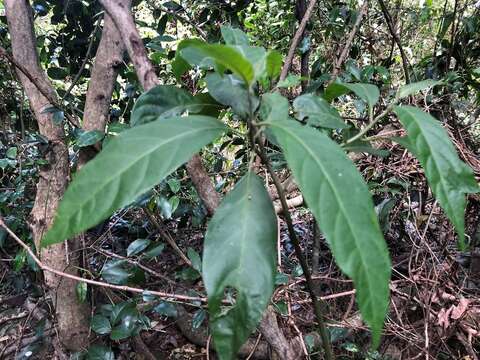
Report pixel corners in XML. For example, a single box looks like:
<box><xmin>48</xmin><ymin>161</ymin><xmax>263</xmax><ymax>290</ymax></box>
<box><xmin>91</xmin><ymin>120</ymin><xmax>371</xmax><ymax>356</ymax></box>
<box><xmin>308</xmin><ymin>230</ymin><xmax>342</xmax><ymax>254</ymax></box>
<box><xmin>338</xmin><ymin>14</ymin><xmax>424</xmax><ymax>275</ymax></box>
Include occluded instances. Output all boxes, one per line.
<box><xmin>0</xmin><ymin>0</ymin><xmax>480</xmax><ymax>359</ymax></box>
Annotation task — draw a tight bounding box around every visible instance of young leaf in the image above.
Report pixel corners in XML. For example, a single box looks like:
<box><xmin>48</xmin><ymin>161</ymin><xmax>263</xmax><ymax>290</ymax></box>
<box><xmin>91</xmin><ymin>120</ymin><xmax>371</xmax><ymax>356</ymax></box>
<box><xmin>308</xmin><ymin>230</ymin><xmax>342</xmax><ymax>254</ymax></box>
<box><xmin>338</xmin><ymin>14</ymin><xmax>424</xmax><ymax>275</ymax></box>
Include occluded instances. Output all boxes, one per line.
<box><xmin>205</xmin><ymin>73</ymin><xmax>257</xmax><ymax>118</ymax></box>
<box><xmin>265</xmin><ymin>50</ymin><xmax>282</xmax><ymax>80</ymax></box>
<box><xmin>393</xmin><ymin>106</ymin><xmax>479</xmax><ymax>248</ymax></box>
<box><xmin>293</xmin><ymin>94</ymin><xmax>347</xmax><ymax>129</ymax></box>
<box><xmin>221</xmin><ymin>26</ymin><xmax>249</xmax><ymax>45</ymax></box>
<box><xmin>42</xmin><ymin>116</ymin><xmax>226</xmax><ymax>246</ymax></box>
<box><xmin>396</xmin><ymin>79</ymin><xmax>440</xmax><ymax>99</ymax></box>
<box><xmin>268</xmin><ymin>119</ymin><xmax>391</xmax><ymax>344</ymax></box>
<box><xmin>203</xmin><ymin>172</ymin><xmax>277</xmax><ymax>359</ymax></box>
<box><xmin>130</xmin><ymin>85</ymin><xmax>203</xmax><ymax>126</ymax></box>
<box><xmin>180</xmin><ymin>39</ymin><xmax>254</xmax><ymax>85</ymax></box>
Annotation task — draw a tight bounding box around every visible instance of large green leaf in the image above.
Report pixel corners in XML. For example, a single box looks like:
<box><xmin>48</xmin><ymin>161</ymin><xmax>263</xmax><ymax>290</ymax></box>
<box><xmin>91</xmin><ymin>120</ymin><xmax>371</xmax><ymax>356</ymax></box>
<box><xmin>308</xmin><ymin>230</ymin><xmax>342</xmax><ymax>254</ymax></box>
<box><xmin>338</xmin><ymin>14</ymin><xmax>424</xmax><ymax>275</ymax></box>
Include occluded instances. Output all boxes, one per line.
<box><xmin>180</xmin><ymin>39</ymin><xmax>254</xmax><ymax>85</ymax></box>
<box><xmin>268</xmin><ymin>119</ymin><xmax>391</xmax><ymax>344</ymax></box>
<box><xmin>205</xmin><ymin>73</ymin><xmax>257</xmax><ymax>118</ymax></box>
<box><xmin>393</xmin><ymin>106</ymin><xmax>479</xmax><ymax>248</ymax></box>
<box><xmin>203</xmin><ymin>172</ymin><xmax>277</xmax><ymax>360</ymax></box>
<box><xmin>293</xmin><ymin>93</ymin><xmax>347</xmax><ymax>129</ymax></box>
<box><xmin>130</xmin><ymin>85</ymin><xmax>217</xmax><ymax>126</ymax></box>
<box><xmin>42</xmin><ymin>116</ymin><xmax>226</xmax><ymax>246</ymax></box>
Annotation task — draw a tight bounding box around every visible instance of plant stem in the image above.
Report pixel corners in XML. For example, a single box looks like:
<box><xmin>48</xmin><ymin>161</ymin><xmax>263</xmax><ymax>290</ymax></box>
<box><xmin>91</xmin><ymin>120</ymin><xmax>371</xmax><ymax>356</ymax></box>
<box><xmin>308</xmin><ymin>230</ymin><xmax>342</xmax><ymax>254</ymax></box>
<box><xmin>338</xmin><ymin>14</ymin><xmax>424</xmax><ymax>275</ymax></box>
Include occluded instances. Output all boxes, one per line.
<box><xmin>344</xmin><ymin>103</ymin><xmax>394</xmax><ymax>145</ymax></box>
<box><xmin>255</xmin><ymin>137</ymin><xmax>335</xmax><ymax>360</ymax></box>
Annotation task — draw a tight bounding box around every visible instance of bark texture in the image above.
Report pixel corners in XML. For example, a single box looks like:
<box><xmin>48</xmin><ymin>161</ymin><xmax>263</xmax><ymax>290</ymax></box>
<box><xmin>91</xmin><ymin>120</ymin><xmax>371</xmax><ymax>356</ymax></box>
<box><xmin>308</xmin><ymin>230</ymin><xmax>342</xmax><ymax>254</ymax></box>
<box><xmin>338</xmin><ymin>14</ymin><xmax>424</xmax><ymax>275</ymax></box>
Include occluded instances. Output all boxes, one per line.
<box><xmin>98</xmin><ymin>0</ymin><xmax>220</xmax><ymax>214</ymax></box>
<box><xmin>78</xmin><ymin>7</ymin><xmax>128</xmax><ymax>168</ymax></box>
<box><xmin>4</xmin><ymin>0</ymin><xmax>89</xmax><ymax>350</ymax></box>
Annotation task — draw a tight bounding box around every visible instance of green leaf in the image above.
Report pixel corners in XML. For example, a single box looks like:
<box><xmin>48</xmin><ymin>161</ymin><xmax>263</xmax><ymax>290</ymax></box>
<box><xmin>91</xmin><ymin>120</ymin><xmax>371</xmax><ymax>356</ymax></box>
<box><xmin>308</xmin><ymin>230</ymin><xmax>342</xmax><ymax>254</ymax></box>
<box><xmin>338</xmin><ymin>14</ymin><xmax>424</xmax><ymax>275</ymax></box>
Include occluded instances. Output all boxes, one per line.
<box><xmin>76</xmin><ymin>282</ymin><xmax>87</xmax><ymax>303</ymax></box>
<box><xmin>154</xmin><ymin>301</ymin><xmax>178</xmax><ymax>317</ymax></box>
<box><xmin>47</xmin><ymin>67</ymin><xmax>68</xmax><ymax>80</ymax></box>
<box><xmin>293</xmin><ymin>94</ymin><xmax>347</xmax><ymax>129</ymax></box>
<box><xmin>143</xmin><ymin>243</ymin><xmax>165</xmax><ymax>259</ymax></box>
<box><xmin>76</xmin><ymin>130</ymin><xmax>104</xmax><ymax>147</ymax></box>
<box><xmin>396</xmin><ymin>79</ymin><xmax>441</xmax><ymax>99</ymax></box>
<box><xmin>157</xmin><ymin>196</ymin><xmax>173</xmax><ymax>219</ymax></box>
<box><xmin>187</xmin><ymin>247</ymin><xmax>202</xmax><ymax>272</ymax></box>
<box><xmin>268</xmin><ymin>119</ymin><xmax>391</xmax><ymax>345</ymax></box>
<box><xmin>206</xmin><ymin>73</ymin><xmax>257</xmax><ymax>118</ymax></box>
<box><xmin>323</xmin><ymin>82</ymin><xmax>350</xmax><ymax>102</ymax></box>
<box><xmin>87</xmin><ymin>345</ymin><xmax>114</xmax><ymax>360</ymax></box>
<box><xmin>393</xmin><ymin>106</ymin><xmax>479</xmax><ymax>248</ymax></box>
<box><xmin>276</xmin><ymin>74</ymin><xmax>303</xmax><ymax>88</ymax></box>
<box><xmin>337</xmin><ymin>83</ymin><xmax>380</xmax><ymax>113</ymax></box>
<box><xmin>265</xmin><ymin>51</ymin><xmax>282</xmax><ymax>80</ymax></box>
<box><xmin>6</xmin><ymin>147</ymin><xmax>17</xmax><ymax>159</ymax></box>
<box><xmin>167</xmin><ymin>178</ymin><xmax>181</xmax><ymax>193</ymax></box>
<box><xmin>203</xmin><ymin>172</ymin><xmax>277</xmax><ymax>359</ymax></box>
<box><xmin>91</xmin><ymin>315</ymin><xmax>111</xmax><ymax>335</ymax></box>
<box><xmin>127</xmin><ymin>239</ymin><xmax>151</xmax><ymax>257</ymax></box>
<box><xmin>130</xmin><ymin>85</ymin><xmax>204</xmax><ymax>126</ymax></box>
<box><xmin>101</xmin><ymin>260</ymin><xmax>131</xmax><ymax>285</ymax></box>
<box><xmin>180</xmin><ymin>39</ymin><xmax>254</xmax><ymax>85</ymax></box>
<box><xmin>192</xmin><ymin>309</ymin><xmax>206</xmax><ymax>329</ymax></box>
<box><xmin>221</xmin><ymin>26</ymin><xmax>249</xmax><ymax>45</ymax></box>
<box><xmin>259</xmin><ymin>92</ymin><xmax>289</xmax><ymax>123</ymax></box>
<box><xmin>42</xmin><ymin>115</ymin><xmax>226</xmax><ymax>246</ymax></box>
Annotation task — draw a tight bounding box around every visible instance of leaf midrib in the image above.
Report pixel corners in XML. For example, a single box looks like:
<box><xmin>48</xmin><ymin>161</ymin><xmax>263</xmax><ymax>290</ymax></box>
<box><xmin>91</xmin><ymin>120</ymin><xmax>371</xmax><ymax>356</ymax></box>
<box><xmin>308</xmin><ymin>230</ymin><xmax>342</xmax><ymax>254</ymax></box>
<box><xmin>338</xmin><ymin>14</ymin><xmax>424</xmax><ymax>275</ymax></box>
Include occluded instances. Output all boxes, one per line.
<box><xmin>67</xmin><ymin>122</ymin><xmax>222</xmax><ymax>220</ymax></box>
<box><xmin>272</xmin><ymin>121</ymin><xmax>384</xmax><ymax>313</ymax></box>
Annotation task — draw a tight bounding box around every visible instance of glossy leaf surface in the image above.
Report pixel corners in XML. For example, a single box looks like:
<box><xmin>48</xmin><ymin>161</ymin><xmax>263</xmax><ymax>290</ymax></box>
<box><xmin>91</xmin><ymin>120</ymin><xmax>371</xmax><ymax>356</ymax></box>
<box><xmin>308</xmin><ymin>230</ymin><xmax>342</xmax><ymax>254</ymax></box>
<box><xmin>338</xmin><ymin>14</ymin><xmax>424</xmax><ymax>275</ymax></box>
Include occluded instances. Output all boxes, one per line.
<box><xmin>130</xmin><ymin>85</ymin><xmax>204</xmax><ymax>126</ymax></box>
<box><xmin>203</xmin><ymin>172</ymin><xmax>277</xmax><ymax>359</ymax></box>
<box><xmin>268</xmin><ymin>119</ymin><xmax>391</xmax><ymax>344</ymax></box>
<box><xmin>43</xmin><ymin>116</ymin><xmax>226</xmax><ymax>246</ymax></box>
<box><xmin>293</xmin><ymin>93</ymin><xmax>347</xmax><ymax>128</ymax></box>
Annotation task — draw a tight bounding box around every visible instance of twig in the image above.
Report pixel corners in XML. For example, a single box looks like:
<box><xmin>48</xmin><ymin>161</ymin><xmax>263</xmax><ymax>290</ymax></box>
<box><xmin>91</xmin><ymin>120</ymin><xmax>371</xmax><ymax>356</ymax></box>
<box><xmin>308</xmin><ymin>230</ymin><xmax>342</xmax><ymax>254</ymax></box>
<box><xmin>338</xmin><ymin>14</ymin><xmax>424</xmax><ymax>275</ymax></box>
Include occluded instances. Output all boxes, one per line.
<box><xmin>143</xmin><ymin>208</ymin><xmax>192</xmax><ymax>267</ymax></box>
<box><xmin>330</xmin><ymin>1</ymin><xmax>369</xmax><ymax>82</ymax></box>
<box><xmin>246</xmin><ymin>333</ymin><xmax>262</xmax><ymax>360</ymax></box>
<box><xmin>279</xmin><ymin>0</ymin><xmax>318</xmax><ymax>82</ymax></box>
<box><xmin>62</xmin><ymin>15</ymin><xmax>103</xmax><ymax>101</ymax></box>
<box><xmin>0</xmin><ymin>216</ymin><xmax>205</xmax><ymax>304</ymax></box>
<box><xmin>378</xmin><ymin>0</ymin><xmax>410</xmax><ymax>83</ymax></box>
<box><xmin>255</xmin><ymin>140</ymin><xmax>335</xmax><ymax>360</ymax></box>
<box><xmin>344</xmin><ymin>103</ymin><xmax>395</xmax><ymax>145</ymax></box>
<box><xmin>0</xmin><ymin>46</ymin><xmax>80</xmax><ymax>128</ymax></box>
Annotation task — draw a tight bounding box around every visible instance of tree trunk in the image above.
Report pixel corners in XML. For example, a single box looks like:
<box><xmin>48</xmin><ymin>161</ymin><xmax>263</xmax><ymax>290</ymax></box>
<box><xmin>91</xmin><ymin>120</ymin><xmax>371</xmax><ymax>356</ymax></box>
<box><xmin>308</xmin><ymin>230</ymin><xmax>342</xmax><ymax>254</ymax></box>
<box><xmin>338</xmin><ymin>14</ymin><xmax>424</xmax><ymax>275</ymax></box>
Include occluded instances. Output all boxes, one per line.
<box><xmin>4</xmin><ymin>0</ymin><xmax>90</xmax><ymax>351</ymax></box>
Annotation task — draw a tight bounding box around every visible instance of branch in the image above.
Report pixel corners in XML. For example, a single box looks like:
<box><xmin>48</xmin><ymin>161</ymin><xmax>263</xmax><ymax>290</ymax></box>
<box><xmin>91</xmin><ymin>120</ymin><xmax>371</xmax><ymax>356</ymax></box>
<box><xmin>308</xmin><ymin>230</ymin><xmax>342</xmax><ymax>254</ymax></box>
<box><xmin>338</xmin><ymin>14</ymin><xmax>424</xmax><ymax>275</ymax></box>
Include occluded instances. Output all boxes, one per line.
<box><xmin>0</xmin><ymin>46</ymin><xmax>80</xmax><ymax>128</ymax></box>
<box><xmin>378</xmin><ymin>0</ymin><xmax>410</xmax><ymax>83</ymax></box>
<box><xmin>0</xmin><ymin>216</ymin><xmax>207</xmax><ymax>304</ymax></box>
<box><xmin>330</xmin><ymin>1</ymin><xmax>369</xmax><ymax>83</ymax></box>
<box><xmin>279</xmin><ymin>0</ymin><xmax>318</xmax><ymax>82</ymax></box>
<box><xmin>255</xmin><ymin>139</ymin><xmax>335</xmax><ymax>360</ymax></box>
<box><xmin>98</xmin><ymin>0</ymin><xmax>221</xmax><ymax>217</ymax></box>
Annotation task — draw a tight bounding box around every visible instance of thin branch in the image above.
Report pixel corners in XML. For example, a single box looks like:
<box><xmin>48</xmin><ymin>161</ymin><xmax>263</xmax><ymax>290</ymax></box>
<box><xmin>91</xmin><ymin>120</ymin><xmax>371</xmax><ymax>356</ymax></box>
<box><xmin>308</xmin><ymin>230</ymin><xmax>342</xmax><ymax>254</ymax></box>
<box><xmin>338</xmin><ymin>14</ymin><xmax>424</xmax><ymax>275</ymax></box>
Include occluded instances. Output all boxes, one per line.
<box><xmin>0</xmin><ymin>46</ymin><xmax>80</xmax><ymax>128</ymax></box>
<box><xmin>143</xmin><ymin>208</ymin><xmax>192</xmax><ymax>267</ymax></box>
<box><xmin>62</xmin><ymin>15</ymin><xmax>103</xmax><ymax>101</ymax></box>
<box><xmin>330</xmin><ymin>1</ymin><xmax>369</xmax><ymax>83</ymax></box>
<box><xmin>255</xmin><ymin>139</ymin><xmax>335</xmax><ymax>360</ymax></box>
<box><xmin>279</xmin><ymin>0</ymin><xmax>318</xmax><ymax>82</ymax></box>
<box><xmin>378</xmin><ymin>0</ymin><xmax>410</xmax><ymax>83</ymax></box>
<box><xmin>0</xmin><ymin>216</ymin><xmax>204</xmax><ymax>304</ymax></box>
